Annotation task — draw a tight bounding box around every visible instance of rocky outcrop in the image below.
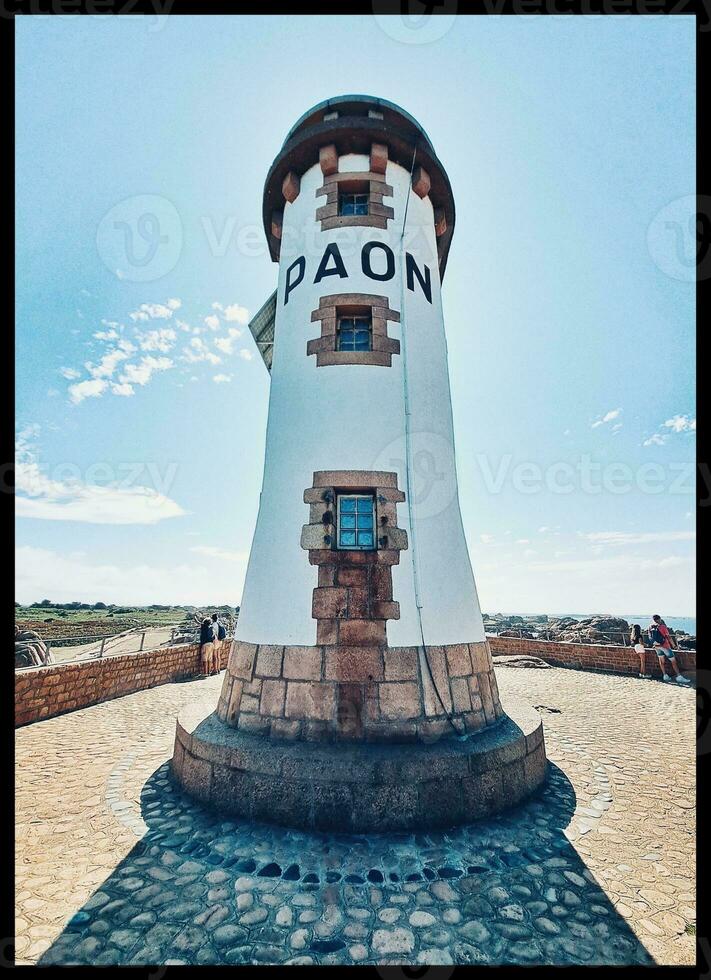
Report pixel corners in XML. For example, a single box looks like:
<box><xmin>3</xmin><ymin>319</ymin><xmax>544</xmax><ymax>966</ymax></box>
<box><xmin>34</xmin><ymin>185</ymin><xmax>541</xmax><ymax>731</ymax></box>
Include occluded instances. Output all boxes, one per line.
<box><xmin>483</xmin><ymin>614</ymin><xmax>696</xmax><ymax>651</ymax></box>
<box><xmin>15</xmin><ymin>627</ymin><xmax>54</xmax><ymax>668</ymax></box>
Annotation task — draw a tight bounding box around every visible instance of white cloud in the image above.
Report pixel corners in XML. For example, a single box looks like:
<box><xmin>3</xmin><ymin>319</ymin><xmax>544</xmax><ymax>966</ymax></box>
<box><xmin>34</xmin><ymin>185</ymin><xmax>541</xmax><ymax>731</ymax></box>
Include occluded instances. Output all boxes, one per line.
<box><xmin>129</xmin><ymin>302</ymin><xmax>176</xmax><ymax>322</ymax></box>
<box><xmin>86</xmin><ymin>345</ymin><xmax>133</xmax><ymax>380</ymax></box>
<box><xmin>591</xmin><ymin>408</ymin><xmax>621</xmax><ymax>429</ymax></box>
<box><xmin>515</xmin><ymin>538</ymin><xmax>530</xmax><ymax>545</ymax></box>
<box><xmin>643</xmin><ymin>433</ymin><xmax>668</xmax><ymax>447</ymax></box>
<box><xmin>181</xmin><ymin>337</ymin><xmax>221</xmax><ymax>366</ymax></box>
<box><xmin>68</xmin><ymin>378</ymin><xmax>109</xmax><ymax>404</ymax></box>
<box><xmin>538</xmin><ymin>526</ymin><xmax>549</xmax><ymax>533</ymax></box>
<box><xmin>480</xmin><ymin>534</ymin><xmax>494</xmax><ymax>544</ymax></box>
<box><xmin>580</xmin><ymin>530</ymin><xmax>695</xmax><ymax>547</ymax></box>
<box><xmin>166</xmin><ymin>298</ymin><xmax>182</xmax><ymax>310</ymax></box>
<box><xmin>643</xmin><ymin>413</ymin><xmax>696</xmax><ymax>447</ymax></box>
<box><xmin>15</xmin><ymin>440</ymin><xmax>186</xmax><ymax>526</ymax></box>
<box><xmin>663</xmin><ymin>414</ymin><xmax>696</xmax><ymax>433</ymax></box>
<box><xmin>15</xmin><ymin>545</ymin><xmax>245</xmax><ymax>606</ymax></box>
<box><xmin>110</xmin><ymin>382</ymin><xmax>135</xmax><ymax>397</ymax></box>
<box><xmin>212</xmin><ymin>374</ymin><xmax>231</xmax><ymax>384</ymax></box>
<box><xmin>137</xmin><ymin>327</ymin><xmax>177</xmax><ymax>353</ymax></box>
<box><xmin>223</xmin><ymin>304</ymin><xmax>249</xmax><ymax>324</ymax></box>
<box><xmin>93</xmin><ymin>328</ymin><xmax>119</xmax><ymax>341</ymax></box>
<box><xmin>60</xmin><ymin>367</ymin><xmax>81</xmax><ymax>380</ymax></box>
<box><xmin>204</xmin><ymin>314</ymin><xmax>221</xmax><ymax>331</ymax></box>
<box><xmin>191</xmin><ymin>545</ymin><xmax>249</xmax><ymax>563</ymax></box>
<box><xmin>119</xmin><ymin>355</ymin><xmax>173</xmax><ymax>386</ymax></box>
<box><xmin>238</xmin><ymin>349</ymin><xmax>253</xmax><ymax>361</ymax></box>
<box><xmin>210</xmin><ymin>302</ymin><xmax>249</xmax><ymax>325</ymax></box>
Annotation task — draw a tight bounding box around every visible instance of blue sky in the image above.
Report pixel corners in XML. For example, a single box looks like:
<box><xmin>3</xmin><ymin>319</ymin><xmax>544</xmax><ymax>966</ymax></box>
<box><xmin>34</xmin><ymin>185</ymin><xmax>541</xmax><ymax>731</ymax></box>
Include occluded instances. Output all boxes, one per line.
<box><xmin>15</xmin><ymin>14</ymin><xmax>696</xmax><ymax>615</ymax></box>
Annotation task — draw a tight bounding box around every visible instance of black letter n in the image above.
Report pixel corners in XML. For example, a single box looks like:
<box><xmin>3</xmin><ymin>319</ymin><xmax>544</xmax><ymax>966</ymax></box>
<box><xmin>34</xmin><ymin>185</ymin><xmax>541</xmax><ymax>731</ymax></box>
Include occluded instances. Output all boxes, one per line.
<box><xmin>405</xmin><ymin>252</ymin><xmax>432</xmax><ymax>305</ymax></box>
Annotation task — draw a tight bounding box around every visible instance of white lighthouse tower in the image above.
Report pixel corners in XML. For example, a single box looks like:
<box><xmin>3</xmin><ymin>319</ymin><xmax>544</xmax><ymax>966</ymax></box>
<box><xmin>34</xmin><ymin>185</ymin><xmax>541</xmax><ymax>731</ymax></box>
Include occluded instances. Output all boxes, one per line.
<box><xmin>173</xmin><ymin>96</ymin><xmax>547</xmax><ymax>831</ymax></box>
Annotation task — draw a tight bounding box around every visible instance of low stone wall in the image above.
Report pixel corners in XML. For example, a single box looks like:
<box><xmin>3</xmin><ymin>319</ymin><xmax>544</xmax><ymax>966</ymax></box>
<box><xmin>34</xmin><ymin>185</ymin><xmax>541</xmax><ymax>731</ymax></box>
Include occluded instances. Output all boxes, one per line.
<box><xmin>14</xmin><ymin>641</ymin><xmax>231</xmax><ymax>727</ymax></box>
<box><xmin>488</xmin><ymin>635</ymin><xmax>696</xmax><ymax>678</ymax></box>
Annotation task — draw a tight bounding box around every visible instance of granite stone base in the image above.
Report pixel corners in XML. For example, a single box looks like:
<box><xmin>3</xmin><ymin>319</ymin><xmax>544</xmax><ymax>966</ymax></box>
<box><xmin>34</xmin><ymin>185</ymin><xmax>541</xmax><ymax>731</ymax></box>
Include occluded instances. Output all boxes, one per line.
<box><xmin>171</xmin><ymin>696</ymin><xmax>547</xmax><ymax>832</ymax></box>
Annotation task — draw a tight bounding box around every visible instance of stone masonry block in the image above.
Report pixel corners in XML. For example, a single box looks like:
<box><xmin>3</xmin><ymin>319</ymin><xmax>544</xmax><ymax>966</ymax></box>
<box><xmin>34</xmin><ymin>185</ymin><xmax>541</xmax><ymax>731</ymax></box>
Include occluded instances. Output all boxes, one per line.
<box><xmin>338</xmin><ymin>620</ymin><xmax>387</xmax><ymax>646</ymax></box>
<box><xmin>255</xmin><ymin>645</ymin><xmax>284</xmax><ymax>678</ymax></box>
<box><xmin>319</xmin><ymin>143</ymin><xmax>338</xmax><ymax>175</ymax></box>
<box><xmin>285</xmin><ymin>681</ymin><xmax>336</xmax><ymax>722</ymax></box>
<box><xmin>230</xmin><ymin>643</ymin><xmax>257</xmax><ymax>680</ymax></box>
<box><xmin>282</xmin><ymin>170</ymin><xmax>301</xmax><ymax>202</ymax></box>
<box><xmin>346</xmin><ymin>587</ymin><xmax>369</xmax><ymax>619</ymax></box>
<box><xmin>478</xmin><ymin>671</ymin><xmax>496</xmax><ymax>724</ymax></box>
<box><xmin>301</xmin><ymin>523</ymin><xmax>330</xmax><ymax>551</ymax></box>
<box><xmin>324</xmin><ymin>646</ymin><xmax>384</xmax><ymax>682</ymax></box>
<box><xmin>283</xmin><ymin>646</ymin><xmax>323</xmax><ymax>680</ymax></box>
<box><xmin>381</xmin><ymin>527</ymin><xmax>408</xmax><ymax>551</ymax></box>
<box><xmin>379</xmin><ymin>682</ymin><xmax>421</xmax><ymax>720</ymax></box>
<box><xmin>312</xmin><ymin>587</ymin><xmax>348</xmax><ymax>620</ymax></box>
<box><xmin>313</xmin><ymin>469</ymin><xmax>397</xmax><ymax>488</ymax></box>
<box><xmin>372</xmin><ymin>600</ymin><xmax>400</xmax><ymax>620</ymax></box>
<box><xmin>260</xmin><ymin>679</ymin><xmax>286</xmax><ymax>717</ymax></box>
<box><xmin>445</xmin><ymin>643</ymin><xmax>473</xmax><ymax>677</ymax></box>
<box><xmin>316</xmin><ymin>619</ymin><xmax>338</xmax><ymax>645</ymax></box>
<box><xmin>450</xmin><ymin>676</ymin><xmax>472</xmax><ymax>713</ymax></box>
<box><xmin>371</xmin><ymin>566</ymin><xmax>393</xmax><ymax>601</ymax></box>
<box><xmin>411</xmin><ymin>165</ymin><xmax>431</xmax><ymax>198</ymax></box>
<box><xmin>384</xmin><ymin>647</ymin><xmax>419</xmax><ymax>680</ymax></box>
<box><xmin>336</xmin><ymin>566</ymin><xmax>367</xmax><ymax>587</ymax></box>
<box><xmin>469</xmin><ymin>642</ymin><xmax>491</xmax><ymax>673</ymax></box>
<box><xmin>370</xmin><ymin>142</ymin><xmax>388</xmax><ymax>174</ymax></box>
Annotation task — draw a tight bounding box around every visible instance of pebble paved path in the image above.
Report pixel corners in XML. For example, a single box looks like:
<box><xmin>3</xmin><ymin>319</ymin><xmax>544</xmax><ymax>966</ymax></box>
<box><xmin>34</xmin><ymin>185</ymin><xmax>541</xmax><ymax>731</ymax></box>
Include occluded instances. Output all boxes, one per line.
<box><xmin>15</xmin><ymin>666</ymin><xmax>695</xmax><ymax>965</ymax></box>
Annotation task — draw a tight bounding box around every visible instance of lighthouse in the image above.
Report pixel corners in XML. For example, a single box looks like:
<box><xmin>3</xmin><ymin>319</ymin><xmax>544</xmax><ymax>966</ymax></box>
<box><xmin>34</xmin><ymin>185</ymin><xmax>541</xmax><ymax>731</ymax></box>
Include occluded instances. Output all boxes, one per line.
<box><xmin>172</xmin><ymin>96</ymin><xmax>547</xmax><ymax>830</ymax></box>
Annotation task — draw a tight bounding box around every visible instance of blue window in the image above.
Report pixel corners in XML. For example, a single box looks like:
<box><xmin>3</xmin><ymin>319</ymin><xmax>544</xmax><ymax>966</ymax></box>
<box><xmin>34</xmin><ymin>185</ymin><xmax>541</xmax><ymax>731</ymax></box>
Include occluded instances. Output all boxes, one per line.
<box><xmin>337</xmin><ymin>494</ymin><xmax>375</xmax><ymax>550</ymax></box>
<box><xmin>339</xmin><ymin>193</ymin><xmax>369</xmax><ymax>216</ymax></box>
<box><xmin>337</xmin><ymin>316</ymin><xmax>372</xmax><ymax>352</ymax></box>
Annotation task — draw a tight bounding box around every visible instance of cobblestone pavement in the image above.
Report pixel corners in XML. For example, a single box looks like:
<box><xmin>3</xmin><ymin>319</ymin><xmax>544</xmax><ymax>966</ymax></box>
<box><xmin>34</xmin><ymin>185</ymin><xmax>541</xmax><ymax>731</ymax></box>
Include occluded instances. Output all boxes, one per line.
<box><xmin>15</xmin><ymin>667</ymin><xmax>695</xmax><ymax>966</ymax></box>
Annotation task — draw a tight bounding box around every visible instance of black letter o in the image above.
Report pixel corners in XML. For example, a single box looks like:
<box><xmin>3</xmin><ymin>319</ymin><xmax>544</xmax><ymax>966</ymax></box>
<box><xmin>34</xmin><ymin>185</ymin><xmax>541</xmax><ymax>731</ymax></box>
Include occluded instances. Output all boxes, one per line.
<box><xmin>361</xmin><ymin>242</ymin><xmax>395</xmax><ymax>281</ymax></box>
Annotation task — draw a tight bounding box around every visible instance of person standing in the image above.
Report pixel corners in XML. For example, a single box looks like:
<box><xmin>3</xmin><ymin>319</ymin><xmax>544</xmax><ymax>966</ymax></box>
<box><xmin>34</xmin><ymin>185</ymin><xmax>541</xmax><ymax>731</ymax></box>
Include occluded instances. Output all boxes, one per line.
<box><xmin>630</xmin><ymin>624</ymin><xmax>651</xmax><ymax>678</ymax></box>
<box><xmin>199</xmin><ymin>617</ymin><xmax>215</xmax><ymax>677</ymax></box>
<box><xmin>211</xmin><ymin>612</ymin><xmax>225</xmax><ymax>675</ymax></box>
<box><xmin>648</xmin><ymin>614</ymin><xmax>691</xmax><ymax>684</ymax></box>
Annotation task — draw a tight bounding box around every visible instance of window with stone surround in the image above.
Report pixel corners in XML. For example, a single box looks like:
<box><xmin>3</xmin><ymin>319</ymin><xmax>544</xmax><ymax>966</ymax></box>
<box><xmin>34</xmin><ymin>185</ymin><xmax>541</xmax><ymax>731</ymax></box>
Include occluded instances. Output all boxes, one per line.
<box><xmin>337</xmin><ymin>494</ymin><xmax>375</xmax><ymax>550</ymax></box>
<box><xmin>336</xmin><ymin>315</ymin><xmax>372</xmax><ymax>353</ymax></box>
<box><xmin>308</xmin><ymin>294</ymin><xmax>400</xmax><ymax>368</ymax></box>
<box><xmin>301</xmin><ymin>471</ymin><xmax>408</xmax><ymax>645</ymax></box>
<box><xmin>338</xmin><ymin>190</ymin><xmax>369</xmax><ymax>216</ymax></box>
<box><xmin>315</xmin><ymin>172</ymin><xmax>394</xmax><ymax>231</ymax></box>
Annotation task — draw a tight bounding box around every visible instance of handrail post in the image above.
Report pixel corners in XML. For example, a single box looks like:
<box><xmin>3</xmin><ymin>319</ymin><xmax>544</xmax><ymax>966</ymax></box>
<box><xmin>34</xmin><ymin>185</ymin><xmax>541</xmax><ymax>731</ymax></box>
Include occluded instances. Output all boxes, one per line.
<box><xmin>139</xmin><ymin>631</ymin><xmax>145</xmax><ymax>652</ymax></box>
<box><xmin>99</xmin><ymin>637</ymin><xmax>106</xmax><ymax>658</ymax></box>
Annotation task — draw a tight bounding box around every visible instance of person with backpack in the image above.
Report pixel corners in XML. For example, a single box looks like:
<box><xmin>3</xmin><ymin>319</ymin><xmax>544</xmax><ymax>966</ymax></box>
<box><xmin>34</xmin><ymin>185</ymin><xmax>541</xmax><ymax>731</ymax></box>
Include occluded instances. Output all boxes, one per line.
<box><xmin>648</xmin><ymin>614</ymin><xmax>691</xmax><ymax>684</ymax></box>
<box><xmin>630</xmin><ymin>624</ymin><xmax>651</xmax><ymax>678</ymax></box>
<box><xmin>199</xmin><ymin>617</ymin><xmax>215</xmax><ymax>677</ymax></box>
<box><xmin>211</xmin><ymin>612</ymin><xmax>227</xmax><ymax>674</ymax></box>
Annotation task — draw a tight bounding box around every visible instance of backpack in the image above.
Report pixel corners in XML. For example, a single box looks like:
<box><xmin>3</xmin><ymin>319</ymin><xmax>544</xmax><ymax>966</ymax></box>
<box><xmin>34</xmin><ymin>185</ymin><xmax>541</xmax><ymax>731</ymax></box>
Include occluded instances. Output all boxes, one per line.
<box><xmin>217</xmin><ymin>623</ymin><xmax>227</xmax><ymax>640</ymax></box>
<box><xmin>649</xmin><ymin>624</ymin><xmax>665</xmax><ymax>645</ymax></box>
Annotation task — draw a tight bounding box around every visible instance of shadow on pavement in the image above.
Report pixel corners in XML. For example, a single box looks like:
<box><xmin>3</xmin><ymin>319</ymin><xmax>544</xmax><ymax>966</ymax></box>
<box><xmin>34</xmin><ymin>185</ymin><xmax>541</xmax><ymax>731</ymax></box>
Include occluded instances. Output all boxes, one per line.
<box><xmin>38</xmin><ymin>758</ymin><xmax>655</xmax><ymax>966</ymax></box>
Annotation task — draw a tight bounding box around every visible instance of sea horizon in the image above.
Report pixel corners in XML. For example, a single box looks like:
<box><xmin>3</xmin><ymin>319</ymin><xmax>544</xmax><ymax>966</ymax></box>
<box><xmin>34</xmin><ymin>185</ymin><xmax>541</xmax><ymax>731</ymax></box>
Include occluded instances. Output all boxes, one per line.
<box><xmin>484</xmin><ymin>612</ymin><xmax>696</xmax><ymax>635</ymax></box>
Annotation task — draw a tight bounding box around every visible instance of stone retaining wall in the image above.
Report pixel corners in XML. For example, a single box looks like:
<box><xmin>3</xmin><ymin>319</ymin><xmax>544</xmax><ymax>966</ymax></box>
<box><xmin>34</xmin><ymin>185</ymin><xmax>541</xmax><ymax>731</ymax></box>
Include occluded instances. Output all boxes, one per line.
<box><xmin>488</xmin><ymin>635</ymin><xmax>697</xmax><ymax>678</ymax></box>
<box><xmin>14</xmin><ymin>642</ymin><xmax>231</xmax><ymax>727</ymax></box>
<box><xmin>173</xmin><ymin>695</ymin><xmax>546</xmax><ymax>831</ymax></box>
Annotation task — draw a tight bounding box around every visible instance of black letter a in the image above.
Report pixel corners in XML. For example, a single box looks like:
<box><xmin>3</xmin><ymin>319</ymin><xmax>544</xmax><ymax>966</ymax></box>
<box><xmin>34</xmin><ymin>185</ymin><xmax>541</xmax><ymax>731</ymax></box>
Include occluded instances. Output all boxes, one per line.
<box><xmin>314</xmin><ymin>243</ymin><xmax>348</xmax><ymax>284</ymax></box>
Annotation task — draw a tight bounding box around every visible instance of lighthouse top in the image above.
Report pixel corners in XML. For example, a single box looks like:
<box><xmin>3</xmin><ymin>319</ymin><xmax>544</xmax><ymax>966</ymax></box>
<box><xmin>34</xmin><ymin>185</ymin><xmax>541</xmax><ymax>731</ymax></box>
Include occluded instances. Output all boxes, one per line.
<box><xmin>261</xmin><ymin>94</ymin><xmax>456</xmax><ymax>278</ymax></box>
